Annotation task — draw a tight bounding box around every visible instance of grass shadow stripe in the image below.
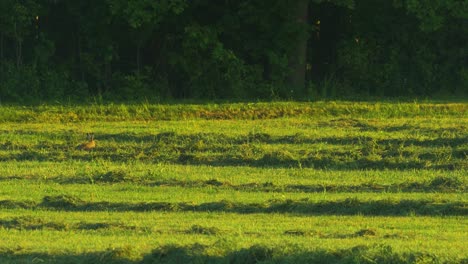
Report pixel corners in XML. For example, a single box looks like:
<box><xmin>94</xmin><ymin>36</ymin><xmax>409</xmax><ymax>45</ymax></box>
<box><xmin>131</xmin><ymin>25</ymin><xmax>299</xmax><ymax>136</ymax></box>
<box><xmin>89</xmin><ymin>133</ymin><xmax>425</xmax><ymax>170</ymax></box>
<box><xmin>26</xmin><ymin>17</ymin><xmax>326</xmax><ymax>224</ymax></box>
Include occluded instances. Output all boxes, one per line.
<box><xmin>0</xmin><ymin>216</ymin><xmax>138</xmax><ymax>232</ymax></box>
<box><xmin>0</xmin><ymin>244</ymin><xmax>463</xmax><ymax>263</ymax></box>
<box><xmin>2</xmin><ymin>196</ymin><xmax>459</xmax><ymax>216</ymax></box>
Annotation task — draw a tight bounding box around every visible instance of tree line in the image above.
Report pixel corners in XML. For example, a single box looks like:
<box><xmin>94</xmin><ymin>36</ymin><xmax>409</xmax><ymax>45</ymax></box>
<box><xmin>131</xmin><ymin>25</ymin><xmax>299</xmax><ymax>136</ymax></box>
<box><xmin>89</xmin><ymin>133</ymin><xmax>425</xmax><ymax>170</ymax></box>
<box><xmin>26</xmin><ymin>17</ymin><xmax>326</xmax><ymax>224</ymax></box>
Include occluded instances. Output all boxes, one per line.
<box><xmin>0</xmin><ymin>0</ymin><xmax>467</xmax><ymax>102</ymax></box>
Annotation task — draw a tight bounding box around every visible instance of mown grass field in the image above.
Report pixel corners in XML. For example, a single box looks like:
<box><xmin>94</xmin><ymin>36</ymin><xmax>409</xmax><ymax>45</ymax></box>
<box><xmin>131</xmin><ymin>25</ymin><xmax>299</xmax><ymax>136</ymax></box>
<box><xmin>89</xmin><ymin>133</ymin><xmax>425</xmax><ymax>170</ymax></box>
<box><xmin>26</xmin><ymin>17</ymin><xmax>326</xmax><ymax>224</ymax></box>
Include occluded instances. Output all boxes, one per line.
<box><xmin>0</xmin><ymin>101</ymin><xmax>466</xmax><ymax>263</ymax></box>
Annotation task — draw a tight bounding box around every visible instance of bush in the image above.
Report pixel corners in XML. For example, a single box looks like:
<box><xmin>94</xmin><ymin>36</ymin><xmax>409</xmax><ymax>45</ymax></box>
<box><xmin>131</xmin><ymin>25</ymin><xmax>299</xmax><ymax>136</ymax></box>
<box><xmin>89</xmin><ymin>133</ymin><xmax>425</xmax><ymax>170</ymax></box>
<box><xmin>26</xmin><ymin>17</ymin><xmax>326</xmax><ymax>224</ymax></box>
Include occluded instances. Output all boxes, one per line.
<box><xmin>0</xmin><ymin>62</ymin><xmax>83</xmax><ymax>103</ymax></box>
<box><xmin>111</xmin><ymin>68</ymin><xmax>164</xmax><ymax>101</ymax></box>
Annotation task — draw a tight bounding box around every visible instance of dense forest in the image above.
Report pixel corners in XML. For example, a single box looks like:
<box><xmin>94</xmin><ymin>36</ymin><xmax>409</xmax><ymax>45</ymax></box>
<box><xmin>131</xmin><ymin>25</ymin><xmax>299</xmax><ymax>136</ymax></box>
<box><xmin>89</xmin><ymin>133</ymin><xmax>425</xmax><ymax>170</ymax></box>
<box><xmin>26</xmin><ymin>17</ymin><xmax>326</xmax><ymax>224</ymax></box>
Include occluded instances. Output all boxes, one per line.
<box><xmin>0</xmin><ymin>0</ymin><xmax>467</xmax><ymax>102</ymax></box>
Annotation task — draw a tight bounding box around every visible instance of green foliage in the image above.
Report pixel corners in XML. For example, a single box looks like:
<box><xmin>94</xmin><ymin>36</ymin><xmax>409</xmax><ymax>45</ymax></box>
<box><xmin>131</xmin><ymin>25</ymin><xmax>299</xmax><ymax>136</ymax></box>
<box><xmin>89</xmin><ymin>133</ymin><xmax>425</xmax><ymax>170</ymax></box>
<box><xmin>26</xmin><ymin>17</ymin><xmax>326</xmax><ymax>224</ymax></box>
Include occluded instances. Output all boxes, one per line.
<box><xmin>0</xmin><ymin>0</ymin><xmax>466</xmax><ymax>101</ymax></box>
<box><xmin>168</xmin><ymin>24</ymin><xmax>256</xmax><ymax>98</ymax></box>
<box><xmin>111</xmin><ymin>68</ymin><xmax>163</xmax><ymax>100</ymax></box>
<box><xmin>329</xmin><ymin>0</ymin><xmax>468</xmax><ymax>96</ymax></box>
<box><xmin>395</xmin><ymin>0</ymin><xmax>468</xmax><ymax>31</ymax></box>
<box><xmin>108</xmin><ymin>0</ymin><xmax>188</xmax><ymax>28</ymax></box>
<box><xmin>0</xmin><ymin>0</ymin><xmax>40</xmax><ymax>41</ymax></box>
<box><xmin>0</xmin><ymin>62</ymin><xmax>83</xmax><ymax>103</ymax></box>
<box><xmin>0</xmin><ymin>62</ymin><xmax>39</xmax><ymax>102</ymax></box>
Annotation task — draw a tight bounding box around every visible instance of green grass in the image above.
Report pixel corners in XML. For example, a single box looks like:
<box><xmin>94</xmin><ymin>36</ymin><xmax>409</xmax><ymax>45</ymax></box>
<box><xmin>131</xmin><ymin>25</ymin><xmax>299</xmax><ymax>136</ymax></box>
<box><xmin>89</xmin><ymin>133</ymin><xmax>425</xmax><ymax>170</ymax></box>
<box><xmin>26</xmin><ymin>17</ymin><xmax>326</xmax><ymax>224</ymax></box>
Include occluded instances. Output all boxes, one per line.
<box><xmin>0</xmin><ymin>101</ymin><xmax>466</xmax><ymax>263</ymax></box>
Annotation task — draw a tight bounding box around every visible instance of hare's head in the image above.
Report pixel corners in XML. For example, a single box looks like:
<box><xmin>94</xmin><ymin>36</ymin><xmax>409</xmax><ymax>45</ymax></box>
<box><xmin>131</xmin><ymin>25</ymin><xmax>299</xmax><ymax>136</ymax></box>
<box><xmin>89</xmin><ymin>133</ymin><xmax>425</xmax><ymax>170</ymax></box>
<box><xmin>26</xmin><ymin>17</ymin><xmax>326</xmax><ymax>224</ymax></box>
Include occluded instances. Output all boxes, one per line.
<box><xmin>87</xmin><ymin>133</ymin><xmax>95</xmax><ymax>141</ymax></box>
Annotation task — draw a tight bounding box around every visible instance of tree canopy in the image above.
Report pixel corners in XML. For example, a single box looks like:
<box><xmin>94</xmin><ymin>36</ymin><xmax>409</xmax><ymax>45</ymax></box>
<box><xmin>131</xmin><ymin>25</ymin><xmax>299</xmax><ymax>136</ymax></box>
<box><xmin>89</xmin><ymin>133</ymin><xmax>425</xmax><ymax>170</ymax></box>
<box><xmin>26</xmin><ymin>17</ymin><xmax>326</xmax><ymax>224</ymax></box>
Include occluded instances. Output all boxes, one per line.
<box><xmin>0</xmin><ymin>0</ymin><xmax>466</xmax><ymax>102</ymax></box>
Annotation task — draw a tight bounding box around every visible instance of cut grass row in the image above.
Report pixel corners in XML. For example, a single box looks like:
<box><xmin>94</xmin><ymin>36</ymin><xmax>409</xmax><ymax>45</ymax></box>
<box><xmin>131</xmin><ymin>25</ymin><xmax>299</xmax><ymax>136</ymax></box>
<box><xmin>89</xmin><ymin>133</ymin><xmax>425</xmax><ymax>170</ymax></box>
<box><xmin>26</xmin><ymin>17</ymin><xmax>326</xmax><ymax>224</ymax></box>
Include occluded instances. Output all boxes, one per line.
<box><xmin>0</xmin><ymin>163</ymin><xmax>466</xmax><ymax>193</ymax></box>
<box><xmin>0</xmin><ymin>243</ymin><xmax>463</xmax><ymax>264</ymax></box>
<box><xmin>1</xmin><ymin>161</ymin><xmax>465</xmax><ymax>185</ymax></box>
<box><xmin>1</xmin><ymin>179</ymin><xmax>465</xmax><ymax>203</ymax></box>
<box><xmin>1</xmin><ymin>213</ymin><xmax>464</xmax><ymax>241</ymax></box>
<box><xmin>1</xmin><ymin>235</ymin><xmax>464</xmax><ymax>263</ymax></box>
<box><xmin>1</xmin><ymin>174</ymin><xmax>465</xmax><ymax>193</ymax></box>
<box><xmin>1</xmin><ymin>112</ymin><xmax>465</xmax><ymax>172</ymax></box>
<box><xmin>0</xmin><ymin>130</ymin><xmax>466</xmax><ymax>169</ymax></box>
<box><xmin>1</xmin><ymin>194</ymin><xmax>465</xmax><ymax>216</ymax></box>
<box><xmin>0</xmin><ymin>211</ymin><xmax>466</xmax><ymax>263</ymax></box>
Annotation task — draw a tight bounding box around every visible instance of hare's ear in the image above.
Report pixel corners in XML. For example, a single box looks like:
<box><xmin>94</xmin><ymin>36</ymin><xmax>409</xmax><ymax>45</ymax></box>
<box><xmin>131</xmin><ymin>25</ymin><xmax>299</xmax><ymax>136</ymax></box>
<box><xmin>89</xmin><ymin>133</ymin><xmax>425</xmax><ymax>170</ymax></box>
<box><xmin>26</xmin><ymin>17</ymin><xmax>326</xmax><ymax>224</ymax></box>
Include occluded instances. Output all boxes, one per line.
<box><xmin>90</xmin><ymin>133</ymin><xmax>94</xmax><ymax>140</ymax></box>
<box><xmin>86</xmin><ymin>133</ymin><xmax>90</xmax><ymax>140</ymax></box>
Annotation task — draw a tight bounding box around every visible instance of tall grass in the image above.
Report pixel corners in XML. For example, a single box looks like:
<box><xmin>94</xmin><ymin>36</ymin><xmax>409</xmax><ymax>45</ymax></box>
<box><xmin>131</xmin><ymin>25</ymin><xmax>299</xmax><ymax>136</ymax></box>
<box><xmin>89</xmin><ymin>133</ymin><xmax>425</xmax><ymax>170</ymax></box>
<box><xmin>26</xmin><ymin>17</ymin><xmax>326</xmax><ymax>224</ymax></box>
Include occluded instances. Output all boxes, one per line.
<box><xmin>0</xmin><ymin>101</ymin><xmax>466</xmax><ymax>122</ymax></box>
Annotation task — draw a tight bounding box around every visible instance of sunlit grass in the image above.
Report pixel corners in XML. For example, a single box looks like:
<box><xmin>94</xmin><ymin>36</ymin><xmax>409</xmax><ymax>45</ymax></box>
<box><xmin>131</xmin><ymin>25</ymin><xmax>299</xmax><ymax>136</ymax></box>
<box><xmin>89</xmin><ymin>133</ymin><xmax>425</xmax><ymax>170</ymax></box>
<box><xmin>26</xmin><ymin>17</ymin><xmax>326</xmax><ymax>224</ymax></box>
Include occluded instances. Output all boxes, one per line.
<box><xmin>0</xmin><ymin>101</ymin><xmax>466</xmax><ymax>263</ymax></box>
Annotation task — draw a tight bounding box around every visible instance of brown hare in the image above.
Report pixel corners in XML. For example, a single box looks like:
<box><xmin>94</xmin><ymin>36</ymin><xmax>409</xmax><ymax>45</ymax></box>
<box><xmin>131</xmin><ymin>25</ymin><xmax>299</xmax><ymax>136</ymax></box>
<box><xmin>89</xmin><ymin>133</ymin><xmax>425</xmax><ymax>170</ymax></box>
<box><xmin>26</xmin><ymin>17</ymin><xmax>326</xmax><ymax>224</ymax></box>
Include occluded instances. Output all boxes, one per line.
<box><xmin>77</xmin><ymin>133</ymin><xmax>96</xmax><ymax>150</ymax></box>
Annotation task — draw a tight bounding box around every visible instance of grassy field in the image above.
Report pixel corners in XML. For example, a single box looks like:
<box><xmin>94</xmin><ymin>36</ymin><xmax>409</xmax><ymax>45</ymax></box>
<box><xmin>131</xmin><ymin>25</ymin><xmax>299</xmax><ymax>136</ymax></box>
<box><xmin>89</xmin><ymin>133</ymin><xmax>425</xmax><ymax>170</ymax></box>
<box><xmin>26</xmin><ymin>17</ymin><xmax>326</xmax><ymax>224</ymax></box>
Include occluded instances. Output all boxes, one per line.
<box><xmin>0</xmin><ymin>101</ymin><xmax>466</xmax><ymax>263</ymax></box>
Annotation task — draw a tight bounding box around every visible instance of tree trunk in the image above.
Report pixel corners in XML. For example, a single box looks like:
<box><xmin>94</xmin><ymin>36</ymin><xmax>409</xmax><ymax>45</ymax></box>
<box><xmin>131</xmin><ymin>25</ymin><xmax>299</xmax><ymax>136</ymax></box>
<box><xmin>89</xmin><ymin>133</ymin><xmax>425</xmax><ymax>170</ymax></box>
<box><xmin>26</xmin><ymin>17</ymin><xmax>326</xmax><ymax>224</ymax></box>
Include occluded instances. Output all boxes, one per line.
<box><xmin>13</xmin><ymin>21</ymin><xmax>23</xmax><ymax>68</ymax></box>
<box><xmin>77</xmin><ymin>34</ymin><xmax>85</xmax><ymax>82</ymax></box>
<box><xmin>16</xmin><ymin>39</ymin><xmax>22</xmax><ymax>68</ymax></box>
<box><xmin>0</xmin><ymin>32</ymin><xmax>3</xmax><ymax>60</ymax></box>
<box><xmin>137</xmin><ymin>42</ymin><xmax>142</xmax><ymax>72</ymax></box>
<box><xmin>288</xmin><ymin>0</ymin><xmax>309</xmax><ymax>98</ymax></box>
